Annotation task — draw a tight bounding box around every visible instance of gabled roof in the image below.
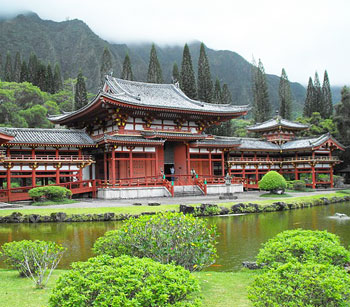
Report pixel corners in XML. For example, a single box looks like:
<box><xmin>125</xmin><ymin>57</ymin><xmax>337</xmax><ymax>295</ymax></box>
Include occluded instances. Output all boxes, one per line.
<box><xmin>141</xmin><ymin>130</ymin><xmax>208</xmax><ymax>140</ymax></box>
<box><xmin>0</xmin><ymin>128</ymin><xmax>15</xmax><ymax>144</ymax></box>
<box><xmin>97</xmin><ymin>134</ymin><xmax>165</xmax><ymax>146</ymax></box>
<box><xmin>1</xmin><ymin>128</ymin><xmax>96</xmax><ymax>147</ymax></box>
<box><xmin>247</xmin><ymin>117</ymin><xmax>309</xmax><ymax>132</ymax></box>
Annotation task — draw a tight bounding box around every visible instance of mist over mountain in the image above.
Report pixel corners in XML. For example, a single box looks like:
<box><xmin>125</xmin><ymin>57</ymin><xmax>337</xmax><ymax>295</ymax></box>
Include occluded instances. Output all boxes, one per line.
<box><xmin>0</xmin><ymin>12</ymin><xmax>307</xmax><ymax>114</ymax></box>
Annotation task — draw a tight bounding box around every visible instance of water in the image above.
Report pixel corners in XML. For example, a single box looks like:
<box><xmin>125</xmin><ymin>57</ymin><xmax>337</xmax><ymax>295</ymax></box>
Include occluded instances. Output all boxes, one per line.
<box><xmin>1</xmin><ymin>202</ymin><xmax>350</xmax><ymax>271</ymax></box>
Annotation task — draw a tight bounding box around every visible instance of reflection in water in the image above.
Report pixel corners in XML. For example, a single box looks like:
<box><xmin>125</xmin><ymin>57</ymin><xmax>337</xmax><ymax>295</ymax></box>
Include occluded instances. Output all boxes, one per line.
<box><xmin>1</xmin><ymin>202</ymin><xmax>350</xmax><ymax>271</ymax></box>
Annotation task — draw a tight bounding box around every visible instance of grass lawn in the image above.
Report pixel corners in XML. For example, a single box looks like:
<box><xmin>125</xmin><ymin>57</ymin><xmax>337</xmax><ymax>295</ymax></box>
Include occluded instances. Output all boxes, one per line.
<box><xmin>0</xmin><ymin>269</ymin><xmax>255</xmax><ymax>307</ymax></box>
<box><xmin>259</xmin><ymin>193</ymin><xmax>293</xmax><ymax>198</ymax></box>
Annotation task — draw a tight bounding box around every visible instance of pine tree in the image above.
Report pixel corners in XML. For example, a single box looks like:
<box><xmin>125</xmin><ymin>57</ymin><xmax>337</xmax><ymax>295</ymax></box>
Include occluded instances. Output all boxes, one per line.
<box><xmin>252</xmin><ymin>59</ymin><xmax>271</xmax><ymax>122</ymax></box>
<box><xmin>147</xmin><ymin>44</ymin><xmax>163</xmax><ymax>83</ymax></box>
<box><xmin>46</xmin><ymin>64</ymin><xmax>55</xmax><ymax>94</ymax></box>
<box><xmin>180</xmin><ymin>44</ymin><xmax>197</xmax><ymax>100</ymax></box>
<box><xmin>322</xmin><ymin>70</ymin><xmax>333</xmax><ymax>118</ymax></box>
<box><xmin>221</xmin><ymin>84</ymin><xmax>232</xmax><ymax>104</ymax></box>
<box><xmin>197</xmin><ymin>43</ymin><xmax>213</xmax><ymax>102</ymax></box>
<box><xmin>36</xmin><ymin>61</ymin><xmax>47</xmax><ymax>91</ymax></box>
<box><xmin>4</xmin><ymin>52</ymin><xmax>13</xmax><ymax>82</ymax></box>
<box><xmin>100</xmin><ymin>47</ymin><xmax>112</xmax><ymax>86</ymax></box>
<box><xmin>172</xmin><ymin>63</ymin><xmax>179</xmax><ymax>83</ymax></box>
<box><xmin>313</xmin><ymin>72</ymin><xmax>323</xmax><ymax>116</ymax></box>
<box><xmin>75</xmin><ymin>71</ymin><xmax>88</xmax><ymax>110</ymax></box>
<box><xmin>278</xmin><ymin>68</ymin><xmax>292</xmax><ymax>119</ymax></box>
<box><xmin>28</xmin><ymin>53</ymin><xmax>38</xmax><ymax>85</ymax></box>
<box><xmin>53</xmin><ymin>63</ymin><xmax>63</xmax><ymax>93</ymax></box>
<box><xmin>213</xmin><ymin>78</ymin><xmax>222</xmax><ymax>104</ymax></box>
<box><xmin>121</xmin><ymin>53</ymin><xmax>133</xmax><ymax>81</ymax></box>
<box><xmin>303</xmin><ymin>77</ymin><xmax>314</xmax><ymax>117</ymax></box>
<box><xmin>20</xmin><ymin>60</ymin><xmax>28</xmax><ymax>82</ymax></box>
<box><xmin>334</xmin><ymin>86</ymin><xmax>350</xmax><ymax>145</ymax></box>
<box><xmin>13</xmin><ymin>52</ymin><xmax>21</xmax><ymax>82</ymax></box>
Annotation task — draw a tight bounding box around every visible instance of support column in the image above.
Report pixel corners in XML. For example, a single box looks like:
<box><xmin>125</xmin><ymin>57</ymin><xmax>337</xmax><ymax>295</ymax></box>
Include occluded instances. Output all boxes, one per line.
<box><xmin>209</xmin><ymin>149</ymin><xmax>212</xmax><ymax>176</ymax></box>
<box><xmin>103</xmin><ymin>151</ymin><xmax>107</xmax><ymax>183</ymax></box>
<box><xmin>330</xmin><ymin>164</ymin><xmax>334</xmax><ymax>188</ymax></box>
<box><xmin>31</xmin><ymin>148</ymin><xmax>36</xmax><ymax>187</ymax></box>
<box><xmin>311</xmin><ymin>164</ymin><xmax>316</xmax><ymax>189</ymax></box>
<box><xmin>129</xmin><ymin>149</ymin><xmax>133</xmax><ymax>178</ymax></box>
<box><xmin>78</xmin><ymin>148</ymin><xmax>83</xmax><ymax>181</ymax></box>
<box><xmin>186</xmin><ymin>145</ymin><xmax>191</xmax><ymax>176</ymax></box>
<box><xmin>111</xmin><ymin>146</ymin><xmax>116</xmax><ymax>185</ymax></box>
<box><xmin>255</xmin><ymin>165</ymin><xmax>259</xmax><ymax>185</ymax></box>
<box><xmin>55</xmin><ymin>148</ymin><xmax>60</xmax><ymax>184</ymax></box>
<box><xmin>221</xmin><ymin>151</ymin><xmax>225</xmax><ymax>176</ymax></box>
<box><xmin>155</xmin><ymin>146</ymin><xmax>159</xmax><ymax>176</ymax></box>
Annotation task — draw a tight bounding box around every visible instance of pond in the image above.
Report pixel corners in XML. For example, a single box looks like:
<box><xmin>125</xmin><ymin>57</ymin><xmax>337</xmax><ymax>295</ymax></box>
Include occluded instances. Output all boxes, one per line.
<box><xmin>1</xmin><ymin>202</ymin><xmax>350</xmax><ymax>271</ymax></box>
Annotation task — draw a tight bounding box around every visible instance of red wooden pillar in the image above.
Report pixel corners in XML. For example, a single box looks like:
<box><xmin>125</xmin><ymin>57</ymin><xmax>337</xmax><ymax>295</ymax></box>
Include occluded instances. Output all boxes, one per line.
<box><xmin>111</xmin><ymin>146</ymin><xmax>116</xmax><ymax>186</ymax></box>
<box><xmin>209</xmin><ymin>149</ymin><xmax>212</xmax><ymax>176</ymax></box>
<box><xmin>255</xmin><ymin>165</ymin><xmax>259</xmax><ymax>185</ymax></box>
<box><xmin>129</xmin><ymin>149</ymin><xmax>133</xmax><ymax>178</ymax></box>
<box><xmin>32</xmin><ymin>148</ymin><xmax>36</xmax><ymax>187</ymax></box>
<box><xmin>155</xmin><ymin>147</ymin><xmax>159</xmax><ymax>176</ymax></box>
<box><xmin>103</xmin><ymin>151</ymin><xmax>107</xmax><ymax>183</ymax></box>
<box><xmin>330</xmin><ymin>164</ymin><xmax>334</xmax><ymax>188</ymax></box>
<box><xmin>311</xmin><ymin>164</ymin><xmax>316</xmax><ymax>189</ymax></box>
<box><xmin>221</xmin><ymin>151</ymin><xmax>225</xmax><ymax>176</ymax></box>
<box><xmin>186</xmin><ymin>144</ymin><xmax>191</xmax><ymax>176</ymax></box>
<box><xmin>78</xmin><ymin>148</ymin><xmax>83</xmax><ymax>181</ymax></box>
<box><xmin>55</xmin><ymin>148</ymin><xmax>60</xmax><ymax>184</ymax></box>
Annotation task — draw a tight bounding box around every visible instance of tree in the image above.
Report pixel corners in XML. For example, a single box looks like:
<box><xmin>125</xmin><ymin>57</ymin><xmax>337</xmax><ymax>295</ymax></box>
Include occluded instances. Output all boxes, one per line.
<box><xmin>45</xmin><ymin>64</ymin><xmax>55</xmax><ymax>94</ymax></box>
<box><xmin>147</xmin><ymin>44</ymin><xmax>163</xmax><ymax>83</ymax></box>
<box><xmin>100</xmin><ymin>47</ymin><xmax>112</xmax><ymax>86</ymax></box>
<box><xmin>213</xmin><ymin>78</ymin><xmax>222</xmax><ymax>104</ymax></box>
<box><xmin>36</xmin><ymin>61</ymin><xmax>47</xmax><ymax>91</ymax></box>
<box><xmin>252</xmin><ymin>59</ymin><xmax>271</xmax><ymax>122</ymax></box>
<box><xmin>180</xmin><ymin>44</ymin><xmax>197</xmax><ymax>100</ymax></box>
<box><xmin>121</xmin><ymin>53</ymin><xmax>133</xmax><ymax>81</ymax></box>
<box><xmin>322</xmin><ymin>70</ymin><xmax>333</xmax><ymax>118</ymax></box>
<box><xmin>172</xmin><ymin>62</ymin><xmax>179</xmax><ymax>83</ymax></box>
<box><xmin>4</xmin><ymin>52</ymin><xmax>13</xmax><ymax>82</ymax></box>
<box><xmin>74</xmin><ymin>71</ymin><xmax>88</xmax><ymax>110</ymax></box>
<box><xmin>313</xmin><ymin>72</ymin><xmax>323</xmax><ymax>116</ymax></box>
<box><xmin>334</xmin><ymin>86</ymin><xmax>350</xmax><ymax>145</ymax></box>
<box><xmin>303</xmin><ymin>77</ymin><xmax>314</xmax><ymax>117</ymax></box>
<box><xmin>278</xmin><ymin>68</ymin><xmax>292</xmax><ymax>119</ymax></box>
<box><xmin>221</xmin><ymin>84</ymin><xmax>232</xmax><ymax>104</ymax></box>
<box><xmin>27</xmin><ymin>53</ymin><xmax>38</xmax><ymax>85</ymax></box>
<box><xmin>53</xmin><ymin>63</ymin><xmax>63</xmax><ymax>93</ymax></box>
<box><xmin>0</xmin><ymin>53</ymin><xmax>3</xmax><ymax>80</ymax></box>
<box><xmin>197</xmin><ymin>43</ymin><xmax>213</xmax><ymax>102</ymax></box>
<box><xmin>258</xmin><ymin>171</ymin><xmax>287</xmax><ymax>193</ymax></box>
<box><xmin>13</xmin><ymin>52</ymin><xmax>21</xmax><ymax>83</ymax></box>
<box><xmin>20</xmin><ymin>60</ymin><xmax>28</xmax><ymax>83</ymax></box>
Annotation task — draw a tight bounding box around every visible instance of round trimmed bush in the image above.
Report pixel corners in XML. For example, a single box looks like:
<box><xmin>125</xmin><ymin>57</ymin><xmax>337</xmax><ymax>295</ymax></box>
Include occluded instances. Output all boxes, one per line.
<box><xmin>29</xmin><ymin>186</ymin><xmax>72</xmax><ymax>202</ymax></box>
<box><xmin>93</xmin><ymin>212</ymin><xmax>218</xmax><ymax>271</ymax></box>
<box><xmin>49</xmin><ymin>255</ymin><xmax>201</xmax><ymax>307</ymax></box>
<box><xmin>256</xmin><ymin>229</ymin><xmax>350</xmax><ymax>267</ymax></box>
<box><xmin>248</xmin><ymin>262</ymin><xmax>350</xmax><ymax>306</ymax></box>
<box><xmin>258</xmin><ymin>171</ymin><xmax>287</xmax><ymax>193</ymax></box>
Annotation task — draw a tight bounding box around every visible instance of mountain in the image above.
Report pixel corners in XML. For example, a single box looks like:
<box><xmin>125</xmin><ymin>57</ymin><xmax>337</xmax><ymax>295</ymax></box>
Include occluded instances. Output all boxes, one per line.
<box><xmin>0</xmin><ymin>12</ymin><xmax>306</xmax><ymax>114</ymax></box>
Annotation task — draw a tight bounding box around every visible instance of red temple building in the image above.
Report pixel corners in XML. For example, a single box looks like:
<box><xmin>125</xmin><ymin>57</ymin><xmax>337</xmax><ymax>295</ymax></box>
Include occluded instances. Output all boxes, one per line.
<box><xmin>0</xmin><ymin>77</ymin><xmax>343</xmax><ymax>201</ymax></box>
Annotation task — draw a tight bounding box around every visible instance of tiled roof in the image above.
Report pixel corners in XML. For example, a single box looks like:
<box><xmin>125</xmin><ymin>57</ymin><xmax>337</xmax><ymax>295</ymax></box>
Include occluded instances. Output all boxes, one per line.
<box><xmin>141</xmin><ymin>130</ymin><xmax>207</xmax><ymax>140</ymax></box>
<box><xmin>0</xmin><ymin>128</ymin><xmax>15</xmax><ymax>137</ymax></box>
<box><xmin>239</xmin><ymin>138</ymin><xmax>281</xmax><ymax>150</ymax></box>
<box><xmin>194</xmin><ymin>136</ymin><xmax>241</xmax><ymax>147</ymax></box>
<box><xmin>2</xmin><ymin>128</ymin><xmax>95</xmax><ymax>146</ymax></box>
<box><xmin>105</xmin><ymin>77</ymin><xmax>250</xmax><ymax>114</ymax></box>
<box><xmin>98</xmin><ymin>134</ymin><xmax>165</xmax><ymax>145</ymax></box>
<box><xmin>247</xmin><ymin>117</ymin><xmax>309</xmax><ymax>131</ymax></box>
<box><xmin>281</xmin><ymin>133</ymin><xmax>343</xmax><ymax>150</ymax></box>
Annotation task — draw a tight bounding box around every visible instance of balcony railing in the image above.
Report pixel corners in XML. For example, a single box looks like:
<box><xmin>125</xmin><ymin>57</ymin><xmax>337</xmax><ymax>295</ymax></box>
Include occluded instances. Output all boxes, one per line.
<box><xmin>2</xmin><ymin>154</ymin><xmax>95</xmax><ymax>163</ymax></box>
<box><xmin>228</xmin><ymin>156</ymin><xmax>340</xmax><ymax>165</ymax></box>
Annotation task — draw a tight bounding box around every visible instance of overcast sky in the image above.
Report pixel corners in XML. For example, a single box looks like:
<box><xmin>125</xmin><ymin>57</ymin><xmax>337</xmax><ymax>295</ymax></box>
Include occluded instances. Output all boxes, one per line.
<box><xmin>1</xmin><ymin>0</ymin><xmax>349</xmax><ymax>86</ymax></box>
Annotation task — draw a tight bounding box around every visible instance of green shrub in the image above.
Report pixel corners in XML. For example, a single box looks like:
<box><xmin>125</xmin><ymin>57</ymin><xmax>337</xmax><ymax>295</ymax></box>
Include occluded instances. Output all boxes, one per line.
<box><xmin>318</xmin><ymin>174</ymin><xmax>330</xmax><ymax>182</ymax></box>
<box><xmin>93</xmin><ymin>212</ymin><xmax>218</xmax><ymax>271</ymax></box>
<box><xmin>49</xmin><ymin>255</ymin><xmax>201</xmax><ymax>307</ymax></box>
<box><xmin>292</xmin><ymin>180</ymin><xmax>306</xmax><ymax>191</ymax></box>
<box><xmin>248</xmin><ymin>262</ymin><xmax>350</xmax><ymax>306</ymax></box>
<box><xmin>0</xmin><ymin>240</ymin><xmax>66</xmax><ymax>288</ymax></box>
<box><xmin>258</xmin><ymin>171</ymin><xmax>287</xmax><ymax>193</ymax></box>
<box><xmin>28</xmin><ymin>186</ymin><xmax>72</xmax><ymax>201</ymax></box>
<box><xmin>256</xmin><ymin>229</ymin><xmax>350</xmax><ymax>267</ymax></box>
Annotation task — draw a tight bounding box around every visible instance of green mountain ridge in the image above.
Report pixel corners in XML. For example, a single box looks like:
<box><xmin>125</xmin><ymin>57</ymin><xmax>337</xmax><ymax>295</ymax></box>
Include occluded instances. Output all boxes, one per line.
<box><xmin>0</xmin><ymin>12</ymin><xmax>307</xmax><ymax>114</ymax></box>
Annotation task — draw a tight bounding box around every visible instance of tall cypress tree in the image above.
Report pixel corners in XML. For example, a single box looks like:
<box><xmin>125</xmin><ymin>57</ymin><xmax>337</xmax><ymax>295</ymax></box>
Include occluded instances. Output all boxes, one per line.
<box><xmin>36</xmin><ymin>61</ymin><xmax>47</xmax><ymax>91</ymax></box>
<box><xmin>334</xmin><ymin>86</ymin><xmax>350</xmax><ymax>145</ymax></box>
<box><xmin>75</xmin><ymin>71</ymin><xmax>88</xmax><ymax>110</ymax></box>
<box><xmin>121</xmin><ymin>53</ymin><xmax>133</xmax><ymax>81</ymax></box>
<box><xmin>303</xmin><ymin>77</ymin><xmax>314</xmax><ymax>117</ymax></box>
<box><xmin>213</xmin><ymin>78</ymin><xmax>222</xmax><ymax>104</ymax></box>
<box><xmin>13</xmin><ymin>52</ymin><xmax>21</xmax><ymax>82</ymax></box>
<box><xmin>252</xmin><ymin>59</ymin><xmax>271</xmax><ymax>122</ymax></box>
<box><xmin>28</xmin><ymin>53</ymin><xmax>38</xmax><ymax>85</ymax></box>
<box><xmin>100</xmin><ymin>47</ymin><xmax>112</xmax><ymax>86</ymax></box>
<box><xmin>53</xmin><ymin>63</ymin><xmax>63</xmax><ymax>93</ymax></box>
<box><xmin>4</xmin><ymin>52</ymin><xmax>13</xmax><ymax>82</ymax></box>
<box><xmin>147</xmin><ymin>44</ymin><xmax>163</xmax><ymax>83</ymax></box>
<box><xmin>20</xmin><ymin>60</ymin><xmax>28</xmax><ymax>82</ymax></box>
<box><xmin>172</xmin><ymin>63</ymin><xmax>179</xmax><ymax>83</ymax></box>
<box><xmin>221</xmin><ymin>84</ymin><xmax>232</xmax><ymax>104</ymax></box>
<box><xmin>197</xmin><ymin>43</ymin><xmax>213</xmax><ymax>102</ymax></box>
<box><xmin>322</xmin><ymin>70</ymin><xmax>333</xmax><ymax>118</ymax></box>
<box><xmin>46</xmin><ymin>63</ymin><xmax>55</xmax><ymax>94</ymax></box>
<box><xmin>180</xmin><ymin>44</ymin><xmax>197</xmax><ymax>100</ymax></box>
<box><xmin>313</xmin><ymin>72</ymin><xmax>323</xmax><ymax>115</ymax></box>
<box><xmin>278</xmin><ymin>68</ymin><xmax>292</xmax><ymax>119</ymax></box>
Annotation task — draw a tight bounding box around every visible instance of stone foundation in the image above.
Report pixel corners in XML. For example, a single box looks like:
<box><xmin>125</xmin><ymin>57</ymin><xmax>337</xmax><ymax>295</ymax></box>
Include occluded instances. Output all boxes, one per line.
<box><xmin>97</xmin><ymin>187</ymin><xmax>171</xmax><ymax>199</ymax></box>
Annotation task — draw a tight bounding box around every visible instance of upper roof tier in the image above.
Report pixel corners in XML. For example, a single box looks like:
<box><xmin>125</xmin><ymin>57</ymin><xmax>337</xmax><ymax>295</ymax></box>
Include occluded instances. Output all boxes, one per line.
<box><xmin>247</xmin><ymin>117</ymin><xmax>309</xmax><ymax>132</ymax></box>
<box><xmin>49</xmin><ymin>76</ymin><xmax>250</xmax><ymax>125</ymax></box>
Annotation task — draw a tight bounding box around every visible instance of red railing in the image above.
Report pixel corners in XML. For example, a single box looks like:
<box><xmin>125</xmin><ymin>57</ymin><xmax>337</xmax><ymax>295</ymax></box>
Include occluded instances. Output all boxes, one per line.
<box><xmin>3</xmin><ymin>154</ymin><xmax>94</xmax><ymax>162</ymax></box>
<box><xmin>0</xmin><ymin>179</ymin><xmax>98</xmax><ymax>203</ymax></box>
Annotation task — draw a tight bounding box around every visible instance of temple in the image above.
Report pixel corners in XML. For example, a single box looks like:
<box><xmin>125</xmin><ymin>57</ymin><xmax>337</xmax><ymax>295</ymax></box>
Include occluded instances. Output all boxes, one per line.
<box><xmin>0</xmin><ymin>77</ymin><xmax>343</xmax><ymax>202</ymax></box>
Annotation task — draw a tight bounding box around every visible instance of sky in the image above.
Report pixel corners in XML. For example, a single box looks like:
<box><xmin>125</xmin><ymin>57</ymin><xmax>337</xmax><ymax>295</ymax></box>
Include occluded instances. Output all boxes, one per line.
<box><xmin>0</xmin><ymin>0</ymin><xmax>349</xmax><ymax>86</ymax></box>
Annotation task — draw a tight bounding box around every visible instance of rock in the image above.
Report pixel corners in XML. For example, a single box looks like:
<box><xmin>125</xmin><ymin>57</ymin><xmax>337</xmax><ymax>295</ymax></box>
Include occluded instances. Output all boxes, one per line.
<box><xmin>273</xmin><ymin>202</ymin><xmax>288</xmax><ymax>211</ymax></box>
<box><xmin>141</xmin><ymin>212</ymin><xmax>156</xmax><ymax>216</ymax></box>
<box><xmin>179</xmin><ymin>204</ymin><xmax>195</xmax><ymax>214</ymax></box>
<box><xmin>200</xmin><ymin>203</ymin><xmax>218</xmax><ymax>211</ymax></box>
<box><xmin>231</xmin><ymin>203</ymin><xmax>246</xmax><ymax>213</ymax></box>
<box><xmin>103</xmin><ymin>212</ymin><xmax>115</xmax><ymax>221</ymax></box>
<box><xmin>242</xmin><ymin>261</ymin><xmax>263</xmax><ymax>270</ymax></box>
<box><xmin>133</xmin><ymin>203</ymin><xmax>142</xmax><ymax>206</ymax></box>
<box><xmin>28</xmin><ymin>214</ymin><xmax>41</xmax><ymax>223</ymax></box>
<box><xmin>8</xmin><ymin>212</ymin><xmax>23</xmax><ymax>223</ymax></box>
<box><xmin>148</xmin><ymin>202</ymin><xmax>160</xmax><ymax>206</ymax></box>
<box><xmin>50</xmin><ymin>212</ymin><xmax>67</xmax><ymax>222</ymax></box>
<box><xmin>219</xmin><ymin>207</ymin><xmax>230</xmax><ymax>215</ymax></box>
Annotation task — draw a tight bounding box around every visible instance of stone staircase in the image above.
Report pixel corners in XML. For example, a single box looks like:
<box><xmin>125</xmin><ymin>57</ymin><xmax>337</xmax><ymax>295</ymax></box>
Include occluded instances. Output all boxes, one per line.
<box><xmin>173</xmin><ymin>185</ymin><xmax>204</xmax><ymax>197</ymax></box>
